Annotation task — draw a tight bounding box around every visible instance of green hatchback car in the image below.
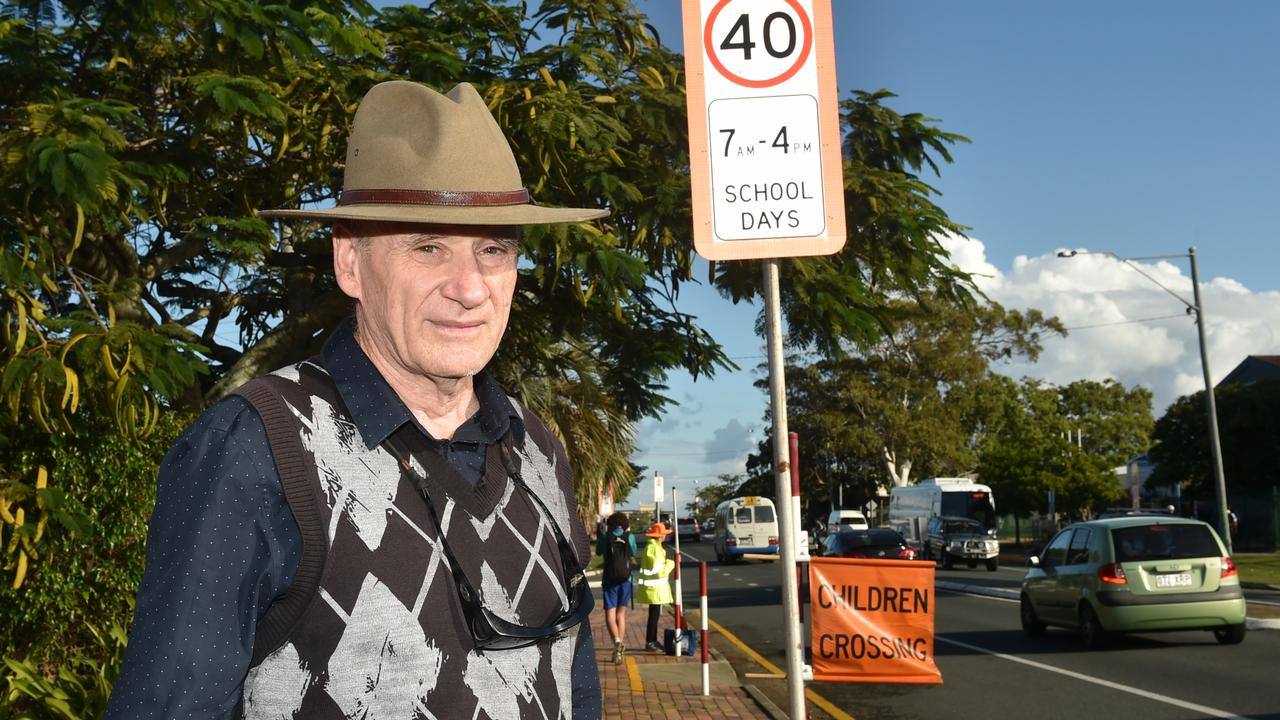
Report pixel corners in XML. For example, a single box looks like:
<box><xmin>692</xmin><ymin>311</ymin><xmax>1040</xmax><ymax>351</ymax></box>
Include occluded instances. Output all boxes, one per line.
<box><xmin>1020</xmin><ymin>516</ymin><xmax>1246</xmax><ymax>649</ymax></box>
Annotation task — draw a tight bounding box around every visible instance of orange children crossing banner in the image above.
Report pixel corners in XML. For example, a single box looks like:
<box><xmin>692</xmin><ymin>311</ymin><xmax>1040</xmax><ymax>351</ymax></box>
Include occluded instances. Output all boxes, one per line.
<box><xmin>809</xmin><ymin>558</ymin><xmax>942</xmax><ymax>684</ymax></box>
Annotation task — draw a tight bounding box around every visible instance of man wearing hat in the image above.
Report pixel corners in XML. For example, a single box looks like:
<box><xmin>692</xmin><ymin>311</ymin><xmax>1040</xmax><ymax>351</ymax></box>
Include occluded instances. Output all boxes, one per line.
<box><xmin>106</xmin><ymin>81</ymin><xmax>605</xmax><ymax>718</ymax></box>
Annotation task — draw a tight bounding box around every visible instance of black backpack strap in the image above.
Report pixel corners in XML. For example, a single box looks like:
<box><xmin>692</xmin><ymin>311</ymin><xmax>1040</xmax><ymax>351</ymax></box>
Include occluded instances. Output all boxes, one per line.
<box><xmin>235</xmin><ymin>374</ymin><xmax>329</xmax><ymax>665</ymax></box>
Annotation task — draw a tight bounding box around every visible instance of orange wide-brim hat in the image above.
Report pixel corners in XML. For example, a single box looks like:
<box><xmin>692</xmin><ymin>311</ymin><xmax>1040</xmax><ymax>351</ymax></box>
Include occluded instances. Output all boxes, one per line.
<box><xmin>258</xmin><ymin>81</ymin><xmax>607</xmax><ymax>226</ymax></box>
<box><xmin>644</xmin><ymin>522</ymin><xmax>672</xmax><ymax>539</ymax></box>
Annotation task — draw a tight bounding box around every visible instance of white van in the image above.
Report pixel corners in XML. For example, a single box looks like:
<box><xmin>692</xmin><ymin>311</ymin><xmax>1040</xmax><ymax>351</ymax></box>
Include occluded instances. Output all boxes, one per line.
<box><xmin>713</xmin><ymin>496</ymin><xmax>779</xmax><ymax>563</ymax></box>
<box><xmin>888</xmin><ymin>477</ymin><xmax>997</xmax><ymax>550</ymax></box>
<box><xmin>825</xmin><ymin>509</ymin><xmax>869</xmax><ymax>533</ymax></box>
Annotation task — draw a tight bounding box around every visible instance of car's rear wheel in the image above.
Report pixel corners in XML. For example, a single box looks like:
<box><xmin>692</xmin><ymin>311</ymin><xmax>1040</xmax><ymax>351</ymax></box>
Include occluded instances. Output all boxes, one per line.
<box><xmin>1020</xmin><ymin>594</ymin><xmax>1045</xmax><ymax>637</ymax></box>
<box><xmin>1213</xmin><ymin>623</ymin><xmax>1246</xmax><ymax>645</ymax></box>
<box><xmin>1079</xmin><ymin>605</ymin><xmax>1109</xmax><ymax>650</ymax></box>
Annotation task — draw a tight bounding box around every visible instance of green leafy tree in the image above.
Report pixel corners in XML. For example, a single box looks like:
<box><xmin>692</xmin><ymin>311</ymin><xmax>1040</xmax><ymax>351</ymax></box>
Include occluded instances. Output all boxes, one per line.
<box><xmin>1051</xmin><ymin>379</ymin><xmax>1154</xmax><ymax>514</ymax></box>
<box><xmin>1057</xmin><ymin>379</ymin><xmax>1156</xmax><ymax>466</ymax></box>
<box><xmin>1148</xmin><ymin>381</ymin><xmax>1280</xmax><ymax>500</ymax></box>
<box><xmin>979</xmin><ymin>378</ymin><xmax>1154</xmax><ymax>525</ymax></box>
<box><xmin>0</xmin><ymin>0</ymin><xmax>381</xmax><ymax>594</ymax></box>
<box><xmin>0</xmin><ymin>412</ymin><xmax>188</xmax><ymax>666</ymax></box>
<box><xmin>976</xmin><ymin>377</ymin><xmax>1059</xmax><ymax>523</ymax></box>
<box><xmin>747</xmin><ymin>298</ymin><xmax>1065</xmax><ymax>504</ymax></box>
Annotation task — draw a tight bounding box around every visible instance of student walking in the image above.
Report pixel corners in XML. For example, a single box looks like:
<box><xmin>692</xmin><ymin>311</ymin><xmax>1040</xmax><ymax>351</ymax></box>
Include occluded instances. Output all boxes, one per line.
<box><xmin>635</xmin><ymin>522</ymin><xmax>675</xmax><ymax>652</ymax></box>
<box><xmin>598</xmin><ymin>512</ymin><xmax>637</xmax><ymax>663</ymax></box>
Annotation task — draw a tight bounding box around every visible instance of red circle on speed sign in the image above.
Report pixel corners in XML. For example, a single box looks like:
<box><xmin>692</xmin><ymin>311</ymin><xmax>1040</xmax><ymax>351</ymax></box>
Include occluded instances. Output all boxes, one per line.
<box><xmin>703</xmin><ymin>0</ymin><xmax>814</xmax><ymax>88</ymax></box>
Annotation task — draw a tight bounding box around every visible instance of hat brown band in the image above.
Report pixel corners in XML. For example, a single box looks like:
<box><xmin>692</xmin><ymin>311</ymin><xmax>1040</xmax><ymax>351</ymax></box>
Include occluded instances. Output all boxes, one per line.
<box><xmin>339</xmin><ymin>188</ymin><xmax>532</xmax><ymax>208</ymax></box>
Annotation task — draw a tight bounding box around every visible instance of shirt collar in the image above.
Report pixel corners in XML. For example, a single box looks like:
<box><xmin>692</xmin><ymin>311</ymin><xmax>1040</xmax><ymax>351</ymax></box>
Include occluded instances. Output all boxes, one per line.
<box><xmin>321</xmin><ymin>317</ymin><xmax>524</xmax><ymax>450</ymax></box>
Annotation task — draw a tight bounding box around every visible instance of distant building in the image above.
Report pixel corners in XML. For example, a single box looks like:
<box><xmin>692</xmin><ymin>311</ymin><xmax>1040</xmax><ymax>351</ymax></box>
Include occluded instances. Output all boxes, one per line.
<box><xmin>1125</xmin><ymin>453</ymin><xmax>1158</xmax><ymax>508</ymax></box>
<box><xmin>1217</xmin><ymin>355</ymin><xmax>1280</xmax><ymax>387</ymax></box>
<box><xmin>1212</xmin><ymin>354</ymin><xmax>1280</xmax><ymax>551</ymax></box>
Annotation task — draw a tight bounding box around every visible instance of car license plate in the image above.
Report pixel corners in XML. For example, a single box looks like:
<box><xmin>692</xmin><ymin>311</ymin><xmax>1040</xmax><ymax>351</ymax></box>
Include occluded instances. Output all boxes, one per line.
<box><xmin>1155</xmin><ymin>572</ymin><xmax>1192</xmax><ymax>588</ymax></box>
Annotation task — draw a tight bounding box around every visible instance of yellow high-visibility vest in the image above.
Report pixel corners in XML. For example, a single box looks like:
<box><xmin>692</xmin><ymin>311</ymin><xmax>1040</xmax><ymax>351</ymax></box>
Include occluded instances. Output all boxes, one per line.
<box><xmin>634</xmin><ymin>538</ymin><xmax>674</xmax><ymax>605</ymax></box>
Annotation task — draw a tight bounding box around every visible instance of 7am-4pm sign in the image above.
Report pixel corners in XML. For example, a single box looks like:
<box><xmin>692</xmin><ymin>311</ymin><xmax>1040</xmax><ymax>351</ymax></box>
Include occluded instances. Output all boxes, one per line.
<box><xmin>683</xmin><ymin>0</ymin><xmax>845</xmax><ymax>261</ymax></box>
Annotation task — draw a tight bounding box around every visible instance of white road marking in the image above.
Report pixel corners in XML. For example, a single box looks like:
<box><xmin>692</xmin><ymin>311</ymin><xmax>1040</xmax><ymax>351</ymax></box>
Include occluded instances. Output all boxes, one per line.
<box><xmin>946</xmin><ymin>589</ymin><xmax>1018</xmax><ymax>603</ymax></box>
<box><xmin>936</xmin><ymin>635</ymin><xmax>1250</xmax><ymax>720</ymax></box>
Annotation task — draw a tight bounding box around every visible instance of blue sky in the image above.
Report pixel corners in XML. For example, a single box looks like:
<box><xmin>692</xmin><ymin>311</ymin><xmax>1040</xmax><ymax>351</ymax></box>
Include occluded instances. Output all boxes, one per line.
<box><xmin>623</xmin><ymin>1</ymin><xmax>1280</xmax><ymax>512</ymax></box>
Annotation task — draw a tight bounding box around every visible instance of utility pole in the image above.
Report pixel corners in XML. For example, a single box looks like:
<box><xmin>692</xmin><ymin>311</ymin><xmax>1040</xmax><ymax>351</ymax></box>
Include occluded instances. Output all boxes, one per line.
<box><xmin>1189</xmin><ymin>247</ymin><xmax>1231</xmax><ymax>552</ymax></box>
<box><xmin>1058</xmin><ymin>247</ymin><xmax>1232</xmax><ymax>551</ymax></box>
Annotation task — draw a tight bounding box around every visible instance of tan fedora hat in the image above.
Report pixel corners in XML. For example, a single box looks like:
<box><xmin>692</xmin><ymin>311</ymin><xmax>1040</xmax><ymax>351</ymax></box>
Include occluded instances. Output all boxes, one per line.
<box><xmin>259</xmin><ymin>81</ymin><xmax>607</xmax><ymax>225</ymax></box>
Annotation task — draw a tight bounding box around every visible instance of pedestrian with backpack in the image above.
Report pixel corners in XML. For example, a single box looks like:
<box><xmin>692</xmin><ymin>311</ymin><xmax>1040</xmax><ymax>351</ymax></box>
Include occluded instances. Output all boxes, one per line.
<box><xmin>598</xmin><ymin>511</ymin><xmax>637</xmax><ymax>663</ymax></box>
<box><xmin>635</xmin><ymin>521</ymin><xmax>675</xmax><ymax>652</ymax></box>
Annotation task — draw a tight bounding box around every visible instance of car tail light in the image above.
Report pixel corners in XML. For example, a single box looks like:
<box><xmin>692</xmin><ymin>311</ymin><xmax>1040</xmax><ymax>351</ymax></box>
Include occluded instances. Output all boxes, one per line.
<box><xmin>1098</xmin><ymin>563</ymin><xmax>1127</xmax><ymax>584</ymax></box>
<box><xmin>725</xmin><ymin>539</ymin><xmax>737</xmax><ymax>548</ymax></box>
<box><xmin>901</xmin><ymin>547</ymin><xmax>917</xmax><ymax>560</ymax></box>
<box><xmin>1221</xmin><ymin>556</ymin><xmax>1238</xmax><ymax>579</ymax></box>
<box><xmin>768</xmin><ymin>536</ymin><xmax>778</xmax><ymax>546</ymax></box>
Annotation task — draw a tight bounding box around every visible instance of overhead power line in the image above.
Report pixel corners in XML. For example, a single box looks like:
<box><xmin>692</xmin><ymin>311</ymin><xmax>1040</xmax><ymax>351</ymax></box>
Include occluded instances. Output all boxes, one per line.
<box><xmin>1064</xmin><ymin>313</ymin><xmax>1188</xmax><ymax>331</ymax></box>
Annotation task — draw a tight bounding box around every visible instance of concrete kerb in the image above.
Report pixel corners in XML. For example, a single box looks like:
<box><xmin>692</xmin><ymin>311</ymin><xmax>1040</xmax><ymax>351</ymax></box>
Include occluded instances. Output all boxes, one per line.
<box><xmin>936</xmin><ymin>579</ymin><xmax>1280</xmax><ymax>631</ymax></box>
<box><xmin>742</xmin><ymin>685</ymin><xmax>789</xmax><ymax>720</ymax></box>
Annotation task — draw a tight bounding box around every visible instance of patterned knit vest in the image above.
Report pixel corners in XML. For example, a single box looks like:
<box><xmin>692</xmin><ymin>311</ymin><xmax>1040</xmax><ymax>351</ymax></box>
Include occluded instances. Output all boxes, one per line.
<box><xmin>233</xmin><ymin>359</ymin><xmax>587</xmax><ymax>719</ymax></box>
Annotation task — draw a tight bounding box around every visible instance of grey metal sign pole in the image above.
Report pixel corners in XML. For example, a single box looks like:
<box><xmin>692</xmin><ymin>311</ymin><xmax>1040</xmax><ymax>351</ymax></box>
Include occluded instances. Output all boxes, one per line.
<box><xmin>763</xmin><ymin>258</ymin><xmax>806</xmax><ymax>718</ymax></box>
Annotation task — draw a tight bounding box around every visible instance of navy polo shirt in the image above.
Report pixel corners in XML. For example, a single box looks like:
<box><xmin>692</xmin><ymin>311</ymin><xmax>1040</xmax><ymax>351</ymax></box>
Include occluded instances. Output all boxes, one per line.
<box><xmin>105</xmin><ymin>318</ymin><xmax>599</xmax><ymax>719</ymax></box>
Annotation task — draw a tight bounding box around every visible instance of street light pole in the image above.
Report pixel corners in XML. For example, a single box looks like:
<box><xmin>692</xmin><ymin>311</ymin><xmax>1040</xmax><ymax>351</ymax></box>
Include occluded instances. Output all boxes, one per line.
<box><xmin>1056</xmin><ymin>247</ymin><xmax>1231</xmax><ymax>552</ymax></box>
<box><xmin>1187</xmin><ymin>247</ymin><xmax>1232</xmax><ymax>553</ymax></box>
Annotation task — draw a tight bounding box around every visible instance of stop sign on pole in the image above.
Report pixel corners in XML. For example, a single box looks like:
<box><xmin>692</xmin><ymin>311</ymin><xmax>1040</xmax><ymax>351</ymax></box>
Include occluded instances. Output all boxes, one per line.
<box><xmin>683</xmin><ymin>0</ymin><xmax>845</xmax><ymax>261</ymax></box>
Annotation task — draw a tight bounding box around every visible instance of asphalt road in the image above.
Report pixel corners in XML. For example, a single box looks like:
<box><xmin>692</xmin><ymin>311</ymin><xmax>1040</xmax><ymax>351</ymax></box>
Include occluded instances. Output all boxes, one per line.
<box><xmin>669</xmin><ymin>540</ymin><xmax>1280</xmax><ymax>720</ymax></box>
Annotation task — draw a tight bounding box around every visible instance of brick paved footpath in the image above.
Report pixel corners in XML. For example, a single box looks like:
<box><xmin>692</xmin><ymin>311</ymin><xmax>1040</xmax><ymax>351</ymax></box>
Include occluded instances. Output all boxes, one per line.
<box><xmin>591</xmin><ymin>596</ymin><xmax>774</xmax><ymax>720</ymax></box>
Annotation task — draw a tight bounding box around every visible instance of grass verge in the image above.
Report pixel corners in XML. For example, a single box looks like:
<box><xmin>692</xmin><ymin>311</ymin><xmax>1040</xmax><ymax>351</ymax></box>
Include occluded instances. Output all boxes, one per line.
<box><xmin>1234</xmin><ymin>553</ymin><xmax>1280</xmax><ymax>586</ymax></box>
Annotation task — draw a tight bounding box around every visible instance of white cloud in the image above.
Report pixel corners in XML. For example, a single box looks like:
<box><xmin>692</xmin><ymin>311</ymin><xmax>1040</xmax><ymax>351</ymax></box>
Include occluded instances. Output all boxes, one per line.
<box><xmin>703</xmin><ymin>418</ymin><xmax>760</xmax><ymax>476</ymax></box>
<box><xmin>939</xmin><ymin>233</ymin><xmax>1280</xmax><ymax>414</ymax></box>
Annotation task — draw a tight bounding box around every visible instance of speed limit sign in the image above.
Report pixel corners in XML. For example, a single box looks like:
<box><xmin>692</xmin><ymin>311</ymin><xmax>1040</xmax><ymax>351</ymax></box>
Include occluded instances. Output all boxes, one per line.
<box><xmin>683</xmin><ymin>0</ymin><xmax>845</xmax><ymax>261</ymax></box>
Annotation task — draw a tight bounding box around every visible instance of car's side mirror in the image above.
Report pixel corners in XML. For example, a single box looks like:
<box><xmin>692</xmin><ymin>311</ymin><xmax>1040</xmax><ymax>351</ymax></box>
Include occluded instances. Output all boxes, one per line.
<box><xmin>1027</xmin><ymin>555</ymin><xmax>1041</xmax><ymax>568</ymax></box>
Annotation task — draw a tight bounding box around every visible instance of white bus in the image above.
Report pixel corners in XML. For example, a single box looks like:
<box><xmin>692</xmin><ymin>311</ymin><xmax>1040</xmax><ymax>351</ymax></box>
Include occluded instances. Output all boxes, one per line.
<box><xmin>713</xmin><ymin>496</ymin><xmax>779</xmax><ymax>563</ymax></box>
<box><xmin>888</xmin><ymin>477</ymin><xmax>996</xmax><ymax>549</ymax></box>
